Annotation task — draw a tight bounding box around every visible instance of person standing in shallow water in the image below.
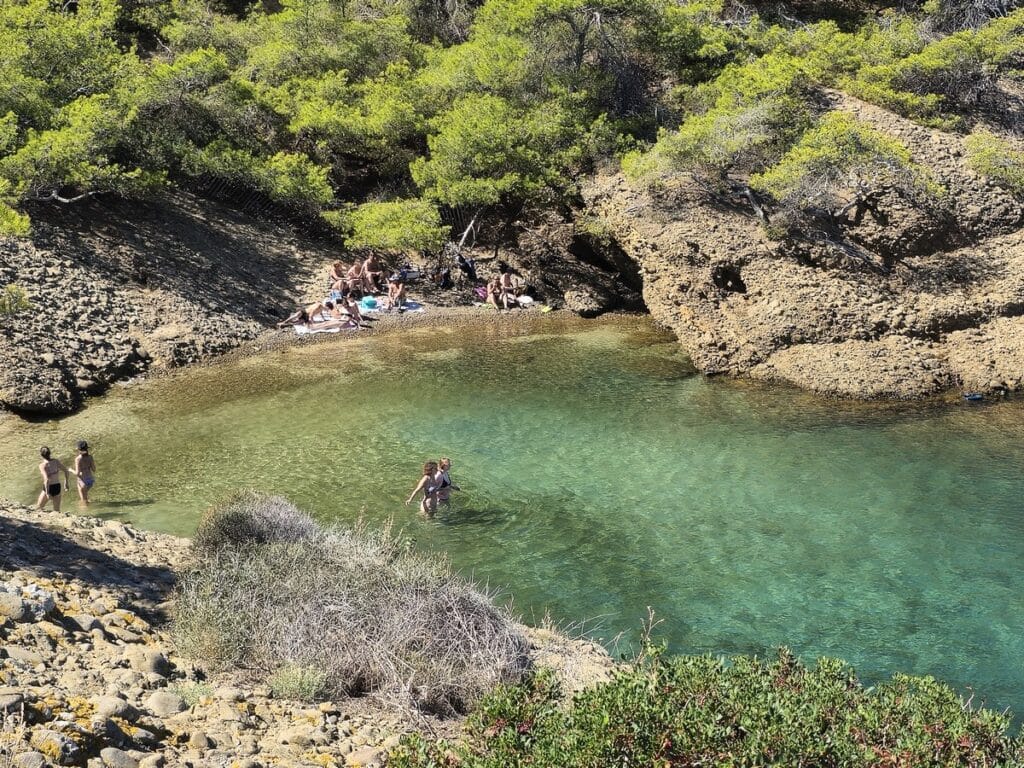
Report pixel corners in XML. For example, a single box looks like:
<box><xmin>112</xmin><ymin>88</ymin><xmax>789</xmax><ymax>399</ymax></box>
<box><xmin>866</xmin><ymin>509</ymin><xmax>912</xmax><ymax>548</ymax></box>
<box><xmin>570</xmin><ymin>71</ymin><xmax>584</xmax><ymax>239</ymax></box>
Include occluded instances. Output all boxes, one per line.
<box><xmin>435</xmin><ymin>457</ymin><xmax>460</xmax><ymax>509</ymax></box>
<box><xmin>406</xmin><ymin>461</ymin><xmax>439</xmax><ymax>516</ymax></box>
<box><xmin>73</xmin><ymin>440</ymin><xmax>97</xmax><ymax>504</ymax></box>
<box><xmin>36</xmin><ymin>446</ymin><xmax>70</xmax><ymax>512</ymax></box>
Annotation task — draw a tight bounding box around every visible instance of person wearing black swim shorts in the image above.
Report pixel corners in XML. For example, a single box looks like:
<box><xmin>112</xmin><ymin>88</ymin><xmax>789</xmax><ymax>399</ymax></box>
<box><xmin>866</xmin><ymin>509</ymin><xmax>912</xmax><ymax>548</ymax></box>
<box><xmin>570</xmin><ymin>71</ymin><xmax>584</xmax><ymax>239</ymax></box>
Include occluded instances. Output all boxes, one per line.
<box><xmin>36</xmin><ymin>446</ymin><xmax>70</xmax><ymax>512</ymax></box>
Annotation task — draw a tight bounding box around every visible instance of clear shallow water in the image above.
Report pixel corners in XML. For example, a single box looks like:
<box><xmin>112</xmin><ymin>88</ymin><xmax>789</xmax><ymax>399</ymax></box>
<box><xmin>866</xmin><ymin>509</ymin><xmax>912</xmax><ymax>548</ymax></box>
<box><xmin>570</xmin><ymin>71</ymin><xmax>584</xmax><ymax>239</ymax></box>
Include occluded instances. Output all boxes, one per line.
<box><xmin>2</xmin><ymin>314</ymin><xmax>1023</xmax><ymax>720</ymax></box>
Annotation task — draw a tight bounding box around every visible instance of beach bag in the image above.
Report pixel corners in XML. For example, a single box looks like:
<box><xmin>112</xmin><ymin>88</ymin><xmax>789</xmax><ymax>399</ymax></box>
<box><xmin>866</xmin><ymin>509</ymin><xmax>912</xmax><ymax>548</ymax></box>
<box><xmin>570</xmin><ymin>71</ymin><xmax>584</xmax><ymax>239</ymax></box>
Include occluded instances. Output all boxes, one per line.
<box><xmin>474</xmin><ymin>285</ymin><xmax>488</xmax><ymax>300</ymax></box>
<box><xmin>361</xmin><ymin>296</ymin><xmax>378</xmax><ymax>310</ymax></box>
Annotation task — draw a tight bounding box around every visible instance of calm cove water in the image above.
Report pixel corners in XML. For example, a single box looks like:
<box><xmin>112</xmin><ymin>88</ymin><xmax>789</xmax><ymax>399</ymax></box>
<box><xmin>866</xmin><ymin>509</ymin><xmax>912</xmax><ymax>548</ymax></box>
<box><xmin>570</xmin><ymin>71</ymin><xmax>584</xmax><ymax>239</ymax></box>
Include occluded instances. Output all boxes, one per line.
<box><xmin>2</xmin><ymin>314</ymin><xmax>1023</xmax><ymax>719</ymax></box>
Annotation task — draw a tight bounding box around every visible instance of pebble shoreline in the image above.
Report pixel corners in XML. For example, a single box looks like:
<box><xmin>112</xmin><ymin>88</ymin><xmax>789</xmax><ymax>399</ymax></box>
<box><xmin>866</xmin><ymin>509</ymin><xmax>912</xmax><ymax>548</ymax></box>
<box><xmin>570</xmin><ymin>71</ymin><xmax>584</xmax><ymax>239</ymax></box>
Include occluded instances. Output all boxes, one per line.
<box><xmin>0</xmin><ymin>501</ymin><xmax>614</xmax><ymax>768</ymax></box>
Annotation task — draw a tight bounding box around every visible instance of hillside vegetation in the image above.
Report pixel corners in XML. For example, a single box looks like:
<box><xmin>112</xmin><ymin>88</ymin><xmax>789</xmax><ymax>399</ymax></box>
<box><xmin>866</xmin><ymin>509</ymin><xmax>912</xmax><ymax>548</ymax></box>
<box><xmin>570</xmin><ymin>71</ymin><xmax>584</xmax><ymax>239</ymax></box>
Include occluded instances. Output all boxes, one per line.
<box><xmin>2</xmin><ymin>0</ymin><xmax>1022</xmax><ymax>250</ymax></box>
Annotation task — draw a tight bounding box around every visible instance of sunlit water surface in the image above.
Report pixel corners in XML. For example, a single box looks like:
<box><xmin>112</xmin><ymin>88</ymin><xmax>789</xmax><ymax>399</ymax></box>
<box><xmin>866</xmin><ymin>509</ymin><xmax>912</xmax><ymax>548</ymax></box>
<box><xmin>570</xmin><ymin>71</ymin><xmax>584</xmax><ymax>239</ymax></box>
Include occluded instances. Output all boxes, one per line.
<box><xmin>2</xmin><ymin>315</ymin><xmax>1023</xmax><ymax>719</ymax></box>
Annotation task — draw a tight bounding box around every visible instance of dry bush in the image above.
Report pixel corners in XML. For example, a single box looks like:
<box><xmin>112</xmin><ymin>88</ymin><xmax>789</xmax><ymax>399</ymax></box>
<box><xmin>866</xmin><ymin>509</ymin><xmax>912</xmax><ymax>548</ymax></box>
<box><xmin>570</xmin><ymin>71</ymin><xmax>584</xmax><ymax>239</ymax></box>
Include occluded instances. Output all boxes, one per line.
<box><xmin>191</xmin><ymin>490</ymin><xmax>318</xmax><ymax>556</ymax></box>
<box><xmin>175</xmin><ymin>494</ymin><xmax>530</xmax><ymax>715</ymax></box>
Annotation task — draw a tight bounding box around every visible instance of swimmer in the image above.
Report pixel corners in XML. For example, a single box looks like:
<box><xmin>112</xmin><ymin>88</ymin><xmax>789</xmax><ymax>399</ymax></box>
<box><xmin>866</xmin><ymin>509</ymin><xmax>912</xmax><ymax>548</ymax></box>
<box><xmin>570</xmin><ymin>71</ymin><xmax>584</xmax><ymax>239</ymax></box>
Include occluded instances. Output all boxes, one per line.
<box><xmin>435</xmin><ymin>457</ymin><xmax>460</xmax><ymax>509</ymax></box>
<box><xmin>36</xmin><ymin>446</ymin><xmax>70</xmax><ymax>512</ymax></box>
<box><xmin>406</xmin><ymin>461</ymin><xmax>439</xmax><ymax>517</ymax></box>
<box><xmin>73</xmin><ymin>440</ymin><xmax>97</xmax><ymax>504</ymax></box>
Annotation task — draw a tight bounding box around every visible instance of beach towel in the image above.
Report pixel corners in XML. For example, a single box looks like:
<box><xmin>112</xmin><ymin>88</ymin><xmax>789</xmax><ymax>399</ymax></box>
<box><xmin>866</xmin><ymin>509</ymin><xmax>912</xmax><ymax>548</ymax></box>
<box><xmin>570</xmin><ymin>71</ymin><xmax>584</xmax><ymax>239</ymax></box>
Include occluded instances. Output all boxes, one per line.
<box><xmin>294</xmin><ymin>324</ymin><xmax>357</xmax><ymax>335</ymax></box>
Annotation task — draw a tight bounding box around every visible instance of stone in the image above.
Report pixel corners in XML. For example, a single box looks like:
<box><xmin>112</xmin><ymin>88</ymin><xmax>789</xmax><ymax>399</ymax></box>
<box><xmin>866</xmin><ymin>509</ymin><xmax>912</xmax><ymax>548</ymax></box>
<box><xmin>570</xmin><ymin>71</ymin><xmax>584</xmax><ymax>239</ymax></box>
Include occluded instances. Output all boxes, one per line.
<box><xmin>213</xmin><ymin>686</ymin><xmax>245</xmax><ymax>702</ymax></box>
<box><xmin>0</xmin><ymin>687</ymin><xmax>26</xmax><ymax>712</ymax></box>
<box><xmin>14</xmin><ymin>753</ymin><xmax>47</xmax><ymax>768</ymax></box>
<box><xmin>92</xmin><ymin>696</ymin><xmax>139</xmax><ymax>723</ymax></box>
<box><xmin>187</xmin><ymin>731</ymin><xmax>209</xmax><ymax>749</ymax></box>
<box><xmin>0</xmin><ymin>593</ymin><xmax>29</xmax><ymax>622</ymax></box>
<box><xmin>29</xmin><ymin>729</ymin><xmax>80</xmax><ymax>766</ymax></box>
<box><xmin>100</xmin><ymin>747</ymin><xmax>139</xmax><ymax>768</ymax></box>
<box><xmin>346</xmin><ymin>746</ymin><xmax>384</xmax><ymax>767</ymax></box>
<box><xmin>278</xmin><ymin>725</ymin><xmax>312</xmax><ymax>748</ymax></box>
<box><xmin>66</xmin><ymin>614</ymin><xmax>103</xmax><ymax>633</ymax></box>
<box><xmin>3</xmin><ymin>647</ymin><xmax>44</xmax><ymax>665</ymax></box>
<box><xmin>137</xmin><ymin>757</ymin><xmax>164</xmax><ymax>768</ymax></box>
<box><xmin>143</xmin><ymin>690</ymin><xmax>186</xmax><ymax>717</ymax></box>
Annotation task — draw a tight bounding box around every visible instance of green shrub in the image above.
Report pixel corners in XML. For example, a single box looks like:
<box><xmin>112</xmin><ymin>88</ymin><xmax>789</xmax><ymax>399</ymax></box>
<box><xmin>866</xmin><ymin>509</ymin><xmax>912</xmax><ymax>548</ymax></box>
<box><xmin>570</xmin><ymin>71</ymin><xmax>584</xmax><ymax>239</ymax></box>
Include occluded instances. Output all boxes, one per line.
<box><xmin>167</xmin><ymin>681</ymin><xmax>213</xmax><ymax>706</ymax></box>
<box><xmin>848</xmin><ymin>9</ymin><xmax>1024</xmax><ymax>128</ymax></box>
<box><xmin>391</xmin><ymin>647</ymin><xmax>1023</xmax><ymax>767</ymax></box>
<box><xmin>175</xmin><ymin>493</ymin><xmax>530</xmax><ymax>715</ymax></box>
<box><xmin>966</xmin><ymin>129</ymin><xmax>1024</xmax><ymax>195</ymax></box>
<box><xmin>268</xmin><ymin>665</ymin><xmax>328</xmax><ymax>702</ymax></box>
<box><xmin>752</xmin><ymin>111</ymin><xmax>943</xmax><ymax>231</ymax></box>
<box><xmin>336</xmin><ymin>198</ymin><xmax>450</xmax><ymax>256</ymax></box>
<box><xmin>638</xmin><ymin>52</ymin><xmax>818</xmax><ymax>193</ymax></box>
<box><xmin>0</xmin><ymin>284</ymin><xmax>30</xmax><ymax>315</ymax></box>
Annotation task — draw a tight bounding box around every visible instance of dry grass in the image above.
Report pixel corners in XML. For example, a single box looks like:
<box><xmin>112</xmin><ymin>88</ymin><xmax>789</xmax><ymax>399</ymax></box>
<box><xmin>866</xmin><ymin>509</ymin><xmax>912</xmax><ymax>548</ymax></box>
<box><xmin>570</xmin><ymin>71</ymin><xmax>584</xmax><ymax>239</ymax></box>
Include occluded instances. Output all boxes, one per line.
<box><xmin>175</xmin><ymin>493</ymin><xmax>530</xmax><ymax>716</ymax></box>
<box><xmin>0</xmin><ymin>710</ymin><xmax>29</xmax><ymax>768</ymax></box>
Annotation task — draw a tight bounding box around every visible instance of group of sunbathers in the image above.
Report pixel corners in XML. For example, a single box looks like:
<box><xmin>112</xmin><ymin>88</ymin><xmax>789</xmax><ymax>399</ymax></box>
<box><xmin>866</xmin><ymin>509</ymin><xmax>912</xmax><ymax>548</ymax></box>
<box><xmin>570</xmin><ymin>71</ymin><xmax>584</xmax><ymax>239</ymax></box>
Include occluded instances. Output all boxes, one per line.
<box><xmin>406</xmin><ymin>457</ymin><xmax>459</xmax><ymax>516</ymax></box>
<box><xmin>277</xmin><ymin>255</ymin><xmax>409</xmax><ymax>331</ymax></box>
<box><xmin>485</xmin><ymin>262</ymin><xmax>523</xmax><ymax>310</ymax></box>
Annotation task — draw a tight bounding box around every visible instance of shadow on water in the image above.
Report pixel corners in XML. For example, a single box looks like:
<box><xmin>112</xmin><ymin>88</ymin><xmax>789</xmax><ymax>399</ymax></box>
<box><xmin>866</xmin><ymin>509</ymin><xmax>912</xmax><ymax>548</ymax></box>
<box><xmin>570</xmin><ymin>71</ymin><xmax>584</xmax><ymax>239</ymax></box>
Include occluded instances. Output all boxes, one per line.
<box><xmin>93</xmin><ymin>499</ymin><xmax>158</xmax><ymax>509</ymax></box>
<box><xmin>433</xmin><ymin>504</ymin><xmax>513</xmax><ymax>526</ymax></box>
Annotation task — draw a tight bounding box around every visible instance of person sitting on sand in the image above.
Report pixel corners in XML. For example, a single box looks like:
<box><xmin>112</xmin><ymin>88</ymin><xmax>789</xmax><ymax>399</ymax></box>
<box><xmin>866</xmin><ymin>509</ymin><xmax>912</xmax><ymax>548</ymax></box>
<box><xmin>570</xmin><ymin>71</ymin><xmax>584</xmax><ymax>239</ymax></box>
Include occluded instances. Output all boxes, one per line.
<box><xmin>406</xmin><ymin>461</ymin><xmax>440</xmax><ymax>516</ymax></box>
<box><xmin>497</xmin><ymin>263</ymin><xmax>519</xmax><ymax>309</ymax></box>
<box><xmin>73</xmin><ymin>440</ymin><xmax>96</xmax><ymax>505</ymax></box>
<box><xmin>341</xmin><ymin>294</ymin><xmax>365</xmax><ymax>325</ymax></box>
<box><xmin>36</xmin><ymin>446</ymin><xmax>70</xmax><ymax>512</ymax></box>
<box><xmin>486</xmin><ymin>277</ymin><xmax>504</xmax><ymax>310</ymax></box>
<box><xmin>278</xmin><ymin>301</ymin><xmax>334</xmax><ymax>328</ymax></box>
<box><xmin>383</xmin><ymin>274</ymin><xmax>406</xmax><ymax>311</ymax></box>
<box><xmin>346</xmin><ymin>260</ymin><xmax>370</xmax><ymax>293</ymax></box>
<box><xmin>328</xmin><ymin>260</ymin><xmax>346</xmax><ymax>290</ymax></box>
<box><xmin>362</xmin><ymin>254</ymin><xmax>384</xmax><ymax>294</ymax></box>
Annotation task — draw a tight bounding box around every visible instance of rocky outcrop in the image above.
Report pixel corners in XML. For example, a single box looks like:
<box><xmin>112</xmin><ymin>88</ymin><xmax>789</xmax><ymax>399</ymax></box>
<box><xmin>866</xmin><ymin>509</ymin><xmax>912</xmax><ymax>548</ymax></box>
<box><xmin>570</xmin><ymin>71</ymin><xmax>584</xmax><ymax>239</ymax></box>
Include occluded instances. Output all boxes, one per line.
<box><xmin>584</xmin><ymin>93</ymin><xmax>1024</xmax><ymax>399</ymax></box>
<box><xmin>0</xmin><ymin>191</ymin><xmax>334</xmax><ymax>417</ymax></box>
<box><xmin>0</xmin><ymin>501</ymin><xmax>614</xmax><ymax>768</ymax></box>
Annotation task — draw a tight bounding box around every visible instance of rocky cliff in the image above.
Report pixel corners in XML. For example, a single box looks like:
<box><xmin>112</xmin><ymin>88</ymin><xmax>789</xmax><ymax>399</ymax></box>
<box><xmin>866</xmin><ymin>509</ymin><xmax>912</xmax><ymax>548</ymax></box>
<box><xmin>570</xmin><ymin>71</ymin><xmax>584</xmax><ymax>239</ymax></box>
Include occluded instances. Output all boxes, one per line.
<box><xmin>585</xmin><ymin>92</ymin><xmax>1024</xmax><ymax>399</ymax></box>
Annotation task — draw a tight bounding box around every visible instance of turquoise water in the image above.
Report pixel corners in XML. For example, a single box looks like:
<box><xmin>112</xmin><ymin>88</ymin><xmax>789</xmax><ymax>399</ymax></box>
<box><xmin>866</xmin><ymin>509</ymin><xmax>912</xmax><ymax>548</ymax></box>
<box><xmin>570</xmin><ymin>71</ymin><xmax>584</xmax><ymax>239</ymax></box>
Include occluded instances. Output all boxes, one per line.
<box><xmin>2</xmin><ymin>314</ymin><xmax>1023</xmax><ymax>720</ymax></box>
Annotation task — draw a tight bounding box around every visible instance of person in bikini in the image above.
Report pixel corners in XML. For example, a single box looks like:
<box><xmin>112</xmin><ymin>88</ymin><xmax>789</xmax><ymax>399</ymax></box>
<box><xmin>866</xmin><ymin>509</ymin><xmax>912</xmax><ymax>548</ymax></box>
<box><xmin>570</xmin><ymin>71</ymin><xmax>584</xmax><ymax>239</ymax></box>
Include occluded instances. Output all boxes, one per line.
<box><xmin>36</xmin><ymin>446</ymin><xmax>70</xmax><ymax>511</ymax></box>
<box><xmin>406</xmin><ymin>461</ymin><xmax>440</xmax><ymax>517</ymax></box>
<box><xmin>435</xmin><ymin>457</ymin><xmax>460</xmax><ymax>509</ymax></box>
<box><xmin>277</xmin><ymin>301</ymin><xmax>335</xmax><ymax>328</ymax></box>
<box><xmin>383</xmin><ymin>274</ymin><xmax>406</xmax><ymax>311</ymax></box>
<box><xmin>73</xmin><ymin>440</ymin><xmax>97</xmax><ymax>504</ymax></box>
<box><xmin>497</xmin><ymin>264</ymin><xmax>519</xmax><ymax>309</ymax></box>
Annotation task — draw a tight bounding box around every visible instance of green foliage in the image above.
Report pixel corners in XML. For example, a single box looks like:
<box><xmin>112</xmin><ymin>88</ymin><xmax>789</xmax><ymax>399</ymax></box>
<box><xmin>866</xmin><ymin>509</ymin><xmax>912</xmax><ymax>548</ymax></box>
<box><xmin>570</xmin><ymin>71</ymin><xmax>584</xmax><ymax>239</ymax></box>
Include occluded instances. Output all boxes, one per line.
<box><xmin>268</xmin><ymin>665</ymin><xmax>329</xmax><ymax>702</ymax></box>
<box><xmin>848</xmin><ymin>10</ymin><xmax>1024</xmax><ymax>128</ymax></box>
<box><xmin>339</xmin><ymin>199</ymin><xmax>449</xmax><ymax>254</ymax></box>
<box><xmin>1</xmin><ymin>0</ymin><xmax>1021</xmax><ymax>237</ymax></box>
<box><xmin>966</xmin><ymin>130</ymin><xmax>1024</xmax><ymax>195</ymax></box>
<box><xmin>411</xmin><ymin>94</ymin><xmax>586</xmax><ymax>208</ymax></box>
<box><xmin>639</xmin><ymin>52</ymin><xmax>818</xmax><ymax>189</ymax></box>
<box><xmin>391</xmin><ymin>647</ymin><xmax>1022</xmax><ymax>767</ymax></box>
<box><xmin>167</xmin><ymin>680</ymin><xmax>214</xmax><ymax>706</ymax></box>
<box><xmin>752</xmin><ymin>111</ymin><xmax>942</xmax><ymax>226</ymax></box>
<box><xmin>0</xmin><ymin>284</ymin><xmax>31</xmax><ymax>315</ymax></box>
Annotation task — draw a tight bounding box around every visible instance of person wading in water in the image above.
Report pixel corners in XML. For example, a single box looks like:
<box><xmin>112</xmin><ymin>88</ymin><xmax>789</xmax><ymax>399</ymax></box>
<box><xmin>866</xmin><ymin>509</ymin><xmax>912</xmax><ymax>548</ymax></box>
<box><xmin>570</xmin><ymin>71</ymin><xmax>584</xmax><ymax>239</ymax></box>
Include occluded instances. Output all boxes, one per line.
<box><xmin>74</xmin><ymin>440</ymin><xmax>97</xmax><ymax>504</ymax></box>
<box><xmin>36</xmin><ymin>446</ymin><xmax>70</xmax><ymax>512</ymax></box>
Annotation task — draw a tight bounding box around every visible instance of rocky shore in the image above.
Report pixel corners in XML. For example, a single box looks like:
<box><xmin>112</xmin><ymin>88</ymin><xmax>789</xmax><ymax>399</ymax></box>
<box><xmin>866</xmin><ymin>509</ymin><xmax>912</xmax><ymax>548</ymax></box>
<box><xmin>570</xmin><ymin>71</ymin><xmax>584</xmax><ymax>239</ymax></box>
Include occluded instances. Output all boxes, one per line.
<box><xmin>584</xmin><ymin>93</ymin><xmax>1024</xmax><ymax>400</ymax></box>
<box><xmin>0</xmin><ymin>190</ymin><xmax>641</xmax><ymax>419</ymax></box>
<box><xmin>0</xmin><ymin>501</ymin><xmax>613</xmax><ymax>768</ymax></box>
